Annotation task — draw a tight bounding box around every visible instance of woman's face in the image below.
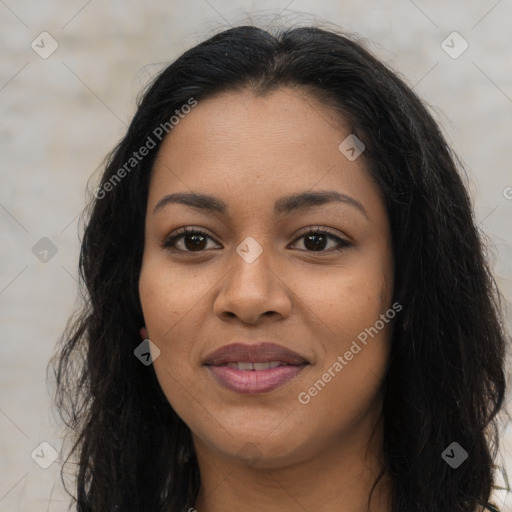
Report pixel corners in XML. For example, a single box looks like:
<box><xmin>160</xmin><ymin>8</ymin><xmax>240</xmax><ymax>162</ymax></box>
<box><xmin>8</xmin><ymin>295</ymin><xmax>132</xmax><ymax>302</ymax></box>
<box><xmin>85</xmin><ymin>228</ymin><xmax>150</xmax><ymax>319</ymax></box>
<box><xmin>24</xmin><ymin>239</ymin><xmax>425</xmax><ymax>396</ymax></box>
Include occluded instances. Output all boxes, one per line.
<box><xmin>139</xmin><ymin>87</ymin><xmax>394</xmax><ymax>468</ymax></box>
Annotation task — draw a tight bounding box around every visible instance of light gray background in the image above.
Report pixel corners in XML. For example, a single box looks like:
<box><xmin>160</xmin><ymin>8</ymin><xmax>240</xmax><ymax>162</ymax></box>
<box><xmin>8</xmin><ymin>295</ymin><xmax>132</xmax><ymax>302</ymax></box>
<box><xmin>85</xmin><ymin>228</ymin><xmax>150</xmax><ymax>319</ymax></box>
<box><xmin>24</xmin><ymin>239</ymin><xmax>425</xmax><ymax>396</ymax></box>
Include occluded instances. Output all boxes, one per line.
<box><xmin>1</xmin><ymin>1</ymin><xmax>511</xmax><ymax>510</ymax></box>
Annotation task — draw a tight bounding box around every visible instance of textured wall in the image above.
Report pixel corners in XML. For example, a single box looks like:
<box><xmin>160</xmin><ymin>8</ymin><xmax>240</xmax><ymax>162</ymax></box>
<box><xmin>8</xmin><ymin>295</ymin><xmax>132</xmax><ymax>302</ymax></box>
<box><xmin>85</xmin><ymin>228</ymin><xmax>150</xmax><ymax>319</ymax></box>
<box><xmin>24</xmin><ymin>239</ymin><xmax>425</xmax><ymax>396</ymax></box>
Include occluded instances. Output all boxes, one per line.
<box><xmin>1</xmin><ymin>1</ymin><xmax>511</xmax><ymax>510</ymax></box>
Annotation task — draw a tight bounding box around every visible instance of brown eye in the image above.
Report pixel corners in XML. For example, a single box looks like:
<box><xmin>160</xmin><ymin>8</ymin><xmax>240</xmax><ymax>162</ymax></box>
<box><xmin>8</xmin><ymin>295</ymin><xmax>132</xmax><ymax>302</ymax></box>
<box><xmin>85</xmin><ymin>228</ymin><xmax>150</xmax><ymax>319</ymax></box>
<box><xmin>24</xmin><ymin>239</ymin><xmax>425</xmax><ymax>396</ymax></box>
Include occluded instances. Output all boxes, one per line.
<box><xmin>162</xmin><ymin>226</ymin><xmax>351</xmax><ymax>254</ymax></box>
<box><xmin>163</xmin><ymin>228</ymin><xmax>220</xmax><ymax>252</ymax></box>
<box><xmin>290</xmin><ymin>227</ymin><xmax>351</xmax><ymax>253</ymax></box>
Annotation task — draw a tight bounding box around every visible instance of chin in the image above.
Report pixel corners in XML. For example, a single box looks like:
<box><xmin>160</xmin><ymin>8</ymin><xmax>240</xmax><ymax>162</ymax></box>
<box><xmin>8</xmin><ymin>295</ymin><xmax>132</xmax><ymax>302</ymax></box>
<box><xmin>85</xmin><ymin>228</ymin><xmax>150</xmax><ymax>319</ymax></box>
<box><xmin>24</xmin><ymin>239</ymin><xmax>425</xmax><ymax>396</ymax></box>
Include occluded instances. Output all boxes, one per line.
<box><xmin>207</xmin><ymin>424</ymin><xmax>312</xmax><ymax>468</ymax></box>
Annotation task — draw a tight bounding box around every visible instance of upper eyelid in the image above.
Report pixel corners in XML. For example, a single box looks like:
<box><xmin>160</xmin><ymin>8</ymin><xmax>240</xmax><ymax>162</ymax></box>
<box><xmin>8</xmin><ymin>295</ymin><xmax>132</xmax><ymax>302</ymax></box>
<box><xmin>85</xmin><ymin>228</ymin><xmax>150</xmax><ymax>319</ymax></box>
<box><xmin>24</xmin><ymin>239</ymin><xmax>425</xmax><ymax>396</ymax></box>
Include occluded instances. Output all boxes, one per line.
<box><xmin>164</xmin><ymin>226</ymin><xmax>349</xmax><ymax>249</ymax></box>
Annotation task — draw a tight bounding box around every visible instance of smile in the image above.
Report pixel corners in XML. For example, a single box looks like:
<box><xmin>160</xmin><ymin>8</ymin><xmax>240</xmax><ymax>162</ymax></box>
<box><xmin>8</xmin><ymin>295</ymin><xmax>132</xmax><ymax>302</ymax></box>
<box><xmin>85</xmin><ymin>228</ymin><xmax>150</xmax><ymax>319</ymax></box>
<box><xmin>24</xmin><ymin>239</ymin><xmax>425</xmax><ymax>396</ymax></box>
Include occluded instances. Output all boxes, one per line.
<box><xmin>223</xmin><ymin>361</ymin><xmax>288</xmax><ymax>370</ymax></box>
<box><xmin>202</xmin><ymin>341</ymin><xmax>310</xmax><ymax>394</ymax></box>
<box><xmin>206</xmin><ymin>363</ymin><xmax>308</xmax><ymax>394</ymax></box>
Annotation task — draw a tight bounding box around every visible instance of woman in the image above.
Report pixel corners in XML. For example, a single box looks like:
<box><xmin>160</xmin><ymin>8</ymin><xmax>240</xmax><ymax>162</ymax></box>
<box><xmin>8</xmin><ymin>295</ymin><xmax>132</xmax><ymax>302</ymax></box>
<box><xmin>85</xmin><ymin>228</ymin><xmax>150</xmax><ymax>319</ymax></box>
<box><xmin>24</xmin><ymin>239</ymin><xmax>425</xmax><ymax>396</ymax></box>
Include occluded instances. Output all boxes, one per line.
<box><xmin>52</xmin><ymin>24</ymin><xmax>509</xmax><ymax>511</ymax></box>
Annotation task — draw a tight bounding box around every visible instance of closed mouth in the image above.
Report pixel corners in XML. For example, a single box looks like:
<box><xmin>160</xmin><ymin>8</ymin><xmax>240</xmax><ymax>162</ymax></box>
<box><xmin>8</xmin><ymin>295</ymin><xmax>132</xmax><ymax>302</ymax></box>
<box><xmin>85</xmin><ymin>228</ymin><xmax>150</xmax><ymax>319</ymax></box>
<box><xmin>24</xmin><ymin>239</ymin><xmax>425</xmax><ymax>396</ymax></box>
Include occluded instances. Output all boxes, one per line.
<box><xmin>203</xmin><ymin>342</ymin><xmax>309</xmax><ymax>367</ymax></box>
<box><xmin>218</xmin><ymin>361</ymin><xmax>306</xmax><ymax>370</ymax></box>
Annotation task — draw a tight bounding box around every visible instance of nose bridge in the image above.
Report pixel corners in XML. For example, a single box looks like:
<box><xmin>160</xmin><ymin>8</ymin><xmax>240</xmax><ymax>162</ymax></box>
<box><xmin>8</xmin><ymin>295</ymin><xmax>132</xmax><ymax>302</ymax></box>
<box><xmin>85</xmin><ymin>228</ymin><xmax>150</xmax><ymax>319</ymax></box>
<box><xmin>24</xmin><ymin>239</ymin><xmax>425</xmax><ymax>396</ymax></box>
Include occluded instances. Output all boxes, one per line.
<box><xmin>213</xmin><ymin>235</ymin><xmax>291</xmax><ymax>322</ymax></box>
<box><xmin>228</xmin><ymin>235</ymin><xmax>275</xmax><ymax>295</ymax></box>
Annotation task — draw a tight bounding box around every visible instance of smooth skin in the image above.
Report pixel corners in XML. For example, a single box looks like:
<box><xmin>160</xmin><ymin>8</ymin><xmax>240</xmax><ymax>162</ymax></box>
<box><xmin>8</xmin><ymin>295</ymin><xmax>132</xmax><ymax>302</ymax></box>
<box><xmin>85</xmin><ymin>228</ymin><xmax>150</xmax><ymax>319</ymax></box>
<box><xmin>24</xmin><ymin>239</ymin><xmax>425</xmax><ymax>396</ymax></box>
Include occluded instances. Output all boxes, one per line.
<box><xmin>138</xmin><ymin>87</ymin><xmax>395</xmax><ymax>512</ymax></box>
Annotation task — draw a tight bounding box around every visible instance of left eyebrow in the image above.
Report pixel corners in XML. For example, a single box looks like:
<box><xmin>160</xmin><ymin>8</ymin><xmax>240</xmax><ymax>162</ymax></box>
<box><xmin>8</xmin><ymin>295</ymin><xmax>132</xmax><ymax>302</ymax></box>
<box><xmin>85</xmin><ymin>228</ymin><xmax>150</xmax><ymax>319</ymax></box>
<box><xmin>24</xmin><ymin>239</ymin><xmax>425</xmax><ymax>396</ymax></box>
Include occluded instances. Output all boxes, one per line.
<box><xmin>153</xmin><ymin>190</ymin><xmax>368</xmax><ymax>219</ymax></box>
<box><xmin>274</xmin><ymin>190</ymin><xmax>368</xmax><ymax>219</ymax></box>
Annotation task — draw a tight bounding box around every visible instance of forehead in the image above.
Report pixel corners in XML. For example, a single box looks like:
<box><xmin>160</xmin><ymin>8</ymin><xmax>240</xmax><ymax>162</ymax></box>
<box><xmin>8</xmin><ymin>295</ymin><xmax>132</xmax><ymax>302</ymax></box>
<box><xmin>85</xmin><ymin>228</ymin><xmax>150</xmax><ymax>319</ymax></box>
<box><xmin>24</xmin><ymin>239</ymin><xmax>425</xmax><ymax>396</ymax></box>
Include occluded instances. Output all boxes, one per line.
<box><xmin>147</xmin><ymin>87</ymin><xmax>383</xmax><ymax>220</ymax></box>
<box><xmin>153</xmin><ymin>86</ymin><xmax>348</xmax><ymax>165</ymax></box>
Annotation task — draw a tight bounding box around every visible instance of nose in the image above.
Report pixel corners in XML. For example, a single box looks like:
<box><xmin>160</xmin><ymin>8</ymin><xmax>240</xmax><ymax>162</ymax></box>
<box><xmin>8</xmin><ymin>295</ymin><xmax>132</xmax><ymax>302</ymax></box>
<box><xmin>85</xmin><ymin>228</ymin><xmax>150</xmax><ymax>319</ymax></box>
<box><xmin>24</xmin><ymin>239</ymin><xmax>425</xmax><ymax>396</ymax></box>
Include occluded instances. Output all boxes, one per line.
<box><xmin>213</xmin><ymin>248</ymin><xmax>292</xmax><ymax>325</ymax></box>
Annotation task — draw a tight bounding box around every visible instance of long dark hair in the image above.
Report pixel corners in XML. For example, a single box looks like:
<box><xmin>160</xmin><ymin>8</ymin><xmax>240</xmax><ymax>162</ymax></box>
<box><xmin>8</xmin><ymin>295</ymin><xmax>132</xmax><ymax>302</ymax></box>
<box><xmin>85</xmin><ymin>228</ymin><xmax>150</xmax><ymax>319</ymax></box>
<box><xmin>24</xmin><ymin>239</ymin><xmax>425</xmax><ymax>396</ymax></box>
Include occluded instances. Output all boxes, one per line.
<box><xmin>51</xmin><ymin>24</ymin><xmax>509</xmax><ymax>511</ymax></box>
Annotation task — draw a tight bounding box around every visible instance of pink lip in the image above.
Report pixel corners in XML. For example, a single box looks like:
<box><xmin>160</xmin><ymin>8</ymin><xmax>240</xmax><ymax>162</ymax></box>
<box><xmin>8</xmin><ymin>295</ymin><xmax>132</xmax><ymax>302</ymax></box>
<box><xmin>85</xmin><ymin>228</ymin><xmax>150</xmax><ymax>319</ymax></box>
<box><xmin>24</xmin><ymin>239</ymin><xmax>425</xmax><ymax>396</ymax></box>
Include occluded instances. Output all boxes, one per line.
<box><xmin>207</xmin><ymin>365</ymin><xmax>306</xmax><ymax>394</ymax></box>
<box><xmin>203</xmin><ymin>342</ymin><xmax>309</xmax><ymax>394</ymax></box>
<box><xmin>202</xmin><ymin>342</ymin><xmax>308</xmax><ymax>366</ymax></box>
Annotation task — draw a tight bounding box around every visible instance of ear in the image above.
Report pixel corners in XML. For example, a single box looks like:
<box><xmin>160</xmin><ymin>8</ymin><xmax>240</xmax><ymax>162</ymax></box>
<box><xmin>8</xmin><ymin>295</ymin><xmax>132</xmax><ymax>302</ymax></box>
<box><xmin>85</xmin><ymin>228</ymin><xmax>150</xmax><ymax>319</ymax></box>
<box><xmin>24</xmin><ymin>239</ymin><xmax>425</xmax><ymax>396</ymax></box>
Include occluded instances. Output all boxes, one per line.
<box><xmin>140</xmin><ymin>326</ymin><xmax>149</xmax><ymax>340</ymax></box>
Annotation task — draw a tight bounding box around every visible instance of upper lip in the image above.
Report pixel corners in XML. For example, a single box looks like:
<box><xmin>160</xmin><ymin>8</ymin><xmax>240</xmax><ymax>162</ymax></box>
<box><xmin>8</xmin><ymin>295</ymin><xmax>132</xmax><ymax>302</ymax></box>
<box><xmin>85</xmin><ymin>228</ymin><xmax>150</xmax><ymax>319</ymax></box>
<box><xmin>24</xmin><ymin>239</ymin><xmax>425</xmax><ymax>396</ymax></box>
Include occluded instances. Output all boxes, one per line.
<box><xmin>203</xmin><ymin>342</ymin><xmax>309</xmax><ymax>366</ymax></box>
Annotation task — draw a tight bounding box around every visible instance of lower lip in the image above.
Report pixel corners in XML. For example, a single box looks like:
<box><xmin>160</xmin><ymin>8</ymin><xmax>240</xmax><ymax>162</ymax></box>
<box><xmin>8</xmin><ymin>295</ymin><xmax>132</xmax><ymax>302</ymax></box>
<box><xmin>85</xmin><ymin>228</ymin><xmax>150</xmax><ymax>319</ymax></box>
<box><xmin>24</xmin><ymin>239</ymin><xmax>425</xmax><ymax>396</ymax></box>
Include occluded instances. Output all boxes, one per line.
<box><xmin>206</xmin><ymin>365</ymin><xmax>307</xmax><ymax>394</ymax></box>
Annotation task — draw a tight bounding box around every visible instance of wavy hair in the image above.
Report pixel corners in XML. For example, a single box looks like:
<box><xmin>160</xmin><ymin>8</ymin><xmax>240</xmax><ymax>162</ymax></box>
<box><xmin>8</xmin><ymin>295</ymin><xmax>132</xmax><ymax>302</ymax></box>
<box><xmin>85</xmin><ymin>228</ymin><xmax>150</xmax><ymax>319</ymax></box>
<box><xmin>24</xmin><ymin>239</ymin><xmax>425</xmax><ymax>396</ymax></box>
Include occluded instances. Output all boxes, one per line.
<box><xmin>51</xmin><ymin>24</ymin><xmax>509</xmax><ymax>511</ymax></box>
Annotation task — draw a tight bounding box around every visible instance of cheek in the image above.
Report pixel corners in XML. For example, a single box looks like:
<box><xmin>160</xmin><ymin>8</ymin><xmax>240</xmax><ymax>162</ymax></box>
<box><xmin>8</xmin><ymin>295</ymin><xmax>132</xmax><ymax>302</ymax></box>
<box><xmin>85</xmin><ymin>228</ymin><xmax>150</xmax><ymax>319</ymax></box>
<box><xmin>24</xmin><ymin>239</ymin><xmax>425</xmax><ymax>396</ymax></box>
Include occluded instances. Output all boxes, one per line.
<box><xmin>138</xmin><ymin>257</ymin><xmax>203</xmax><ymax>338</ymax></box>
<box><xmin>308</xmin><ymin>261</ymin><xmax>392</xmax><ymax>344</ymax></box>
<box><xmin>298</xmin><ymin>334</ymin><xmax>390</xmax><ymax>446</ymax></box>
<box><xmin>299</xmin><ymin>270</ymin><xmax>393</xmax><ymax>432</ymax></box>
<box><xmin>138</xmin><ymin>258</ymin><xmax>209</xmax><ymax>407</ymax></box>
<box><xmin>299</xmin><ymin>257</ymin><xmax>392</xmax><ymax>421</ymax></box>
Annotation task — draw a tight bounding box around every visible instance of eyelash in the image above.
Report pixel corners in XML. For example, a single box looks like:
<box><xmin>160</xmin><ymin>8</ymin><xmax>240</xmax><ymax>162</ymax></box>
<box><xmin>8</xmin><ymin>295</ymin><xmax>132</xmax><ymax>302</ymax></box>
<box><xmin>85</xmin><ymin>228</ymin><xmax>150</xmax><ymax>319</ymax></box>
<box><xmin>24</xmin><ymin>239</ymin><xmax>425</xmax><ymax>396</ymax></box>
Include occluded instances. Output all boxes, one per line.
<box><xmin>162</xmin><ymin>226</ymin><xmax>351</xmax><ymax>254</ymax></box>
